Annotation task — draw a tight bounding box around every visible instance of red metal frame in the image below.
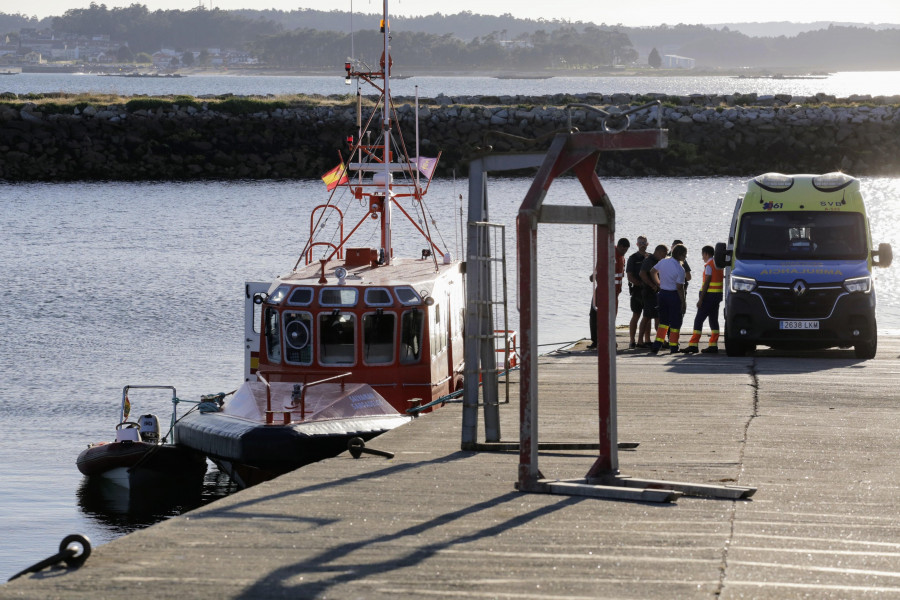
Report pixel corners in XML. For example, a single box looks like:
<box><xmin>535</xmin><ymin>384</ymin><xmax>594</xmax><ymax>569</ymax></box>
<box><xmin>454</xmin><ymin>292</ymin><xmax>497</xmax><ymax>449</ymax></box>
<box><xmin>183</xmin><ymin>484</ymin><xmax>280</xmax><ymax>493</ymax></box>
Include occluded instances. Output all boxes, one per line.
<box><xmin>514</xmin><ymin>129</ymin><xmax>757</xmax><ymax>502</ymax></box>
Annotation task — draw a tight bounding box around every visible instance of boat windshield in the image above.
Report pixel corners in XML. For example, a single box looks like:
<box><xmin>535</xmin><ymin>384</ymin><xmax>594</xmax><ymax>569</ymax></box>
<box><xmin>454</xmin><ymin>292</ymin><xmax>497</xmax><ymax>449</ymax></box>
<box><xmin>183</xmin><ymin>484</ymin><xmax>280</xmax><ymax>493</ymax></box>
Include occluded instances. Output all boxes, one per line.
<box><xmin>736</xmin><ymin>211</ymin><xmax>867</xmax><ymax>261</ymax></box>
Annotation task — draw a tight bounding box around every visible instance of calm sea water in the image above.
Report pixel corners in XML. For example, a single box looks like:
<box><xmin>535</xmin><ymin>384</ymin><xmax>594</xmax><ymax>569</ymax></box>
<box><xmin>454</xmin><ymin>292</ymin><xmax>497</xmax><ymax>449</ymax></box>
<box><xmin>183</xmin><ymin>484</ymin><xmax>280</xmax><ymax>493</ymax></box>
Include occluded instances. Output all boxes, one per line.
<box><xmin>2</xmin><ymin>71</ymin><xmax>900</xmax><ymax>98</ymax></box>
<box><xmin>1</xmin><ymin>175</ymin><xmax>898</xmax><ymax>579</ymax></box>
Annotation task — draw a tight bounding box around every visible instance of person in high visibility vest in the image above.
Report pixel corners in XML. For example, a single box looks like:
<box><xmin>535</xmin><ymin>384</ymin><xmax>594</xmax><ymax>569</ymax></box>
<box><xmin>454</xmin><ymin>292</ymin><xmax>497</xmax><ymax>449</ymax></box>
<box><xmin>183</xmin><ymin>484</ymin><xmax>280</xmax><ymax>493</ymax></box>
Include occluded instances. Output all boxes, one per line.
<box><xmin>683</xmin><ymin>245</ymin><xmax>724</xmax><ymax>354</ymax></box>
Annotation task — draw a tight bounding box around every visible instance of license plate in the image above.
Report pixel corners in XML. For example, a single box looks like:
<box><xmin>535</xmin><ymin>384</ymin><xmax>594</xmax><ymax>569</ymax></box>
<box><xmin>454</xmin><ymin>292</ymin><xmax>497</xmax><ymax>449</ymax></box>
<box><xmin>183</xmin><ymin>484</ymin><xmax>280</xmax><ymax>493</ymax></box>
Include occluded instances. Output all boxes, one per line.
<box><xmin>779</xmin><ymin>320</ymin><xmax>820</xmax><ymax>330</ymax></box>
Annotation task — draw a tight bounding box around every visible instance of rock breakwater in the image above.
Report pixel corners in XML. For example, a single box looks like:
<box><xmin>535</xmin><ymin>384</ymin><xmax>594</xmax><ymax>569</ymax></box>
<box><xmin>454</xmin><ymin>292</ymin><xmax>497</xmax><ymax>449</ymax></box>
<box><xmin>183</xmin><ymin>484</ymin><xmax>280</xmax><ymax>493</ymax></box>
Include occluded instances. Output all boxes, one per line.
<box><xmin>0</xmin><ymin>92</ymin><xmax>898</xmax><ymax>181</ymax></box>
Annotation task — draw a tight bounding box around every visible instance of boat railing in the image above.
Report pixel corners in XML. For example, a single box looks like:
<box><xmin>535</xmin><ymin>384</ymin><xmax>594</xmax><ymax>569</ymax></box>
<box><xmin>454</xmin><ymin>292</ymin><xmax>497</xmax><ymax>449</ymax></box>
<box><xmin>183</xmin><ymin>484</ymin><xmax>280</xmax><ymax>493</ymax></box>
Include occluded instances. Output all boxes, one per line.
<box><xmin>119</xmin><ymin>385</ymin><xmax>178</xmax><ymax>442</ymax></box>
<box><xmin>304</xmin><ymin>205</ymin><xmax>344</xmax><ymax>266</ymax></box>
<box><xmin>256</xmin><ymin>370</ymin><xmax>352</xmax><ymax>424</ymax></box>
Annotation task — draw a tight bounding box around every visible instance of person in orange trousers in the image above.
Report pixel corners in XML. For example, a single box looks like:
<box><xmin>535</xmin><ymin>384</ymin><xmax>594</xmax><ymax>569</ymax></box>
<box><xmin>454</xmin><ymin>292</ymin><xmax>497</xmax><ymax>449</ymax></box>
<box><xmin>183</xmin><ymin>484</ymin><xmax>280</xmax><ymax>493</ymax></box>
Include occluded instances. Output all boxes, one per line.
<box><xmin>683</xmin><ymin>245</ymin><xmax>724</xmax><ymax>354</ymax></box>
<box><xmin>649</xmin><ymin>244</ymin><xmax>687</xmax><ymax>355</ymax></box>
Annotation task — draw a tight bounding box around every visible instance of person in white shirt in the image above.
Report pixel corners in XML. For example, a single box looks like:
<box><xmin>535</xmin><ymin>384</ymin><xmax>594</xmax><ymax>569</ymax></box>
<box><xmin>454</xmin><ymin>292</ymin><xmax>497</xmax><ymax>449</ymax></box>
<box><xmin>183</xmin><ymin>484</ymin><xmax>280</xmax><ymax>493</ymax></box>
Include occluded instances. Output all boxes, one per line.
<box><xmin>649</xmin><ymin>244</ymin><xmax>687</xmax><ymax>354</ymax></box>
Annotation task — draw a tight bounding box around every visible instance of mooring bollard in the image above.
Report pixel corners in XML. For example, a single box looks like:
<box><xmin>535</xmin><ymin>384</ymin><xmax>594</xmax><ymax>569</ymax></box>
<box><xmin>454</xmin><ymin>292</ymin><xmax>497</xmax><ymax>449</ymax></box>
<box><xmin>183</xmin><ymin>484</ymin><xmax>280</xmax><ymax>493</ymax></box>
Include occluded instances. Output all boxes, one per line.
<box><xmin>8</xmin><ymin>534</ymin><xmax>92</xmax><ymax>581</ymax></box>
<box><xmin>348</xmin><ymin>437</ymin><xmax>395</xmax><ymax>459</ymax></box>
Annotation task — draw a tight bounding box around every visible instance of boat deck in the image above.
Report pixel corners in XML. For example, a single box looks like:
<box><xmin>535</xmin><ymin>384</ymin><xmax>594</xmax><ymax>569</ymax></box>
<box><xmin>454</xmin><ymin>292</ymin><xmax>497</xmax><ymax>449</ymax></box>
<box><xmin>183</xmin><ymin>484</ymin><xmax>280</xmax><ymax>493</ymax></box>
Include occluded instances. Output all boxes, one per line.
<box><xmin>6</xmin><ymin>333</ymin><xmax>900</xmax><ymax>599</ymax></box>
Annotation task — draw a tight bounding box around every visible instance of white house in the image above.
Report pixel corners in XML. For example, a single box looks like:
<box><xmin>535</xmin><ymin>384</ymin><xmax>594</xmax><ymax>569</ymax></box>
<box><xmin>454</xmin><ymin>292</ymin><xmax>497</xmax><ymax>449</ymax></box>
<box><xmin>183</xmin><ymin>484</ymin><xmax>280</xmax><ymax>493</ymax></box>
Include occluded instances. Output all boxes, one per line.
<box><xmin>662</xmin><ymin>54</ymin><xmax>695</xmax><ymax>69</ymax></box>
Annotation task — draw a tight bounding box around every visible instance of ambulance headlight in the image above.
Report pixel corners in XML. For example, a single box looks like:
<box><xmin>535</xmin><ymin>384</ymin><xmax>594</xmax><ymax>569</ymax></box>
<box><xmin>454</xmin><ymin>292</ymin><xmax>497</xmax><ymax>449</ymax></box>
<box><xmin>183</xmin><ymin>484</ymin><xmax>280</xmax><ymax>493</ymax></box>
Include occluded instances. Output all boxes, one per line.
<box><xmin>843</xmin><ymin>276</ymin><xmax>871</xmax><ymax>293</ymax></box>
<box><xmin>730</xmin><ymin>276</ymin><xmax>757</xmax><ymax>293</ymax></box>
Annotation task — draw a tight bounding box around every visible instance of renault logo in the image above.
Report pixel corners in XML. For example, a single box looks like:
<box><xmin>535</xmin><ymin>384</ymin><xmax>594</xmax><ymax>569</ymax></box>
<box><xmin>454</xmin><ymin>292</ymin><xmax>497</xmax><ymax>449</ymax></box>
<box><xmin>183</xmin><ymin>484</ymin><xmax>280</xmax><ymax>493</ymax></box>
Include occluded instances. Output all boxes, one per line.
<box><xmin>792</xmin><ymin>280</ymin><xmax>808</xmax><ymax>297</ymax></box>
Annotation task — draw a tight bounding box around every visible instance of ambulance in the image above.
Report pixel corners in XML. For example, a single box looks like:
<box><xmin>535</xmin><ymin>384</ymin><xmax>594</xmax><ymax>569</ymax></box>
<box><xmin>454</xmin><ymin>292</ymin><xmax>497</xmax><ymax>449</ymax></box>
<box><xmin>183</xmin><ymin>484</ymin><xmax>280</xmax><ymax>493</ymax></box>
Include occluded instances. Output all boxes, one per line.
<box><xmin>714</xmin><ymin>173</ymin><xmax>892</xmax><ymax>358</ymax></box>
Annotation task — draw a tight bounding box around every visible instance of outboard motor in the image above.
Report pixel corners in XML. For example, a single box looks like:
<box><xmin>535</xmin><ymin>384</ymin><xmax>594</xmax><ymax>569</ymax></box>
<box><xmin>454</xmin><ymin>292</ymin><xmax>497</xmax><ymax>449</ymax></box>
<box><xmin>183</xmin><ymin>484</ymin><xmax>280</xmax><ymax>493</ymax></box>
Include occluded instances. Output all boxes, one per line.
<box><xmin>138</xmin><ymin>414</ymin><xmax>161</xmax><ymax>444</ymax></box>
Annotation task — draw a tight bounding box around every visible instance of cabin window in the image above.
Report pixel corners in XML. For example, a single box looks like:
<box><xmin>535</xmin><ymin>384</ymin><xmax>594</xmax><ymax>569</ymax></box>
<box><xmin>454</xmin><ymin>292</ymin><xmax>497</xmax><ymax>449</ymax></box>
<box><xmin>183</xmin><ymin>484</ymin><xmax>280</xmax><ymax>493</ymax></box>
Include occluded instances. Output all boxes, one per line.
<box><xmin>320</xmin><ymin>287</ymin><xmax>358</xmax><ymax>307</ymax></box>
<box><xmin>267</xmin><ymin>285</ymin><xmax>290</xmax><ymax>305</ymax></box>
<box><xmin>394</xmin><ymin>286</ymin><xmax>423</xmax><ymax>306</ymax></box>
<box><xmin>430</xmin><ymin>301</ymin><xmax>446</xmax><ymax>358</ymax></box>
<box><xmin>287</xmin><ymin>287</ymin><xmax>314</xmax><ymax>306</ymax></box>
<box><xmin>400</xmin><ymin>309</ymin><xmax>424</xmax><ymax>364</ymax></box>
<box><xmin>284</xmin><ymin>311</ymin><xmax>313</xmax><ymax>365</ymax></box>
<box><xmin>318</xmin><ymin>311</ymin><xmax>356</xmax><ymax>365</ymax></box>
<box><xmin>364</xmin><ymin>288</ymin><xmax>393</xmax><ymax>307</ymax></box>
<box><xmin>265</xmin><ymin>307</ymin><xmax>281</xmax><ymax>364</ymax></box>
<box><xmin>363</xmin><ymin>310</ymin><xmax>396</xmax><ymax>364</ymax></box>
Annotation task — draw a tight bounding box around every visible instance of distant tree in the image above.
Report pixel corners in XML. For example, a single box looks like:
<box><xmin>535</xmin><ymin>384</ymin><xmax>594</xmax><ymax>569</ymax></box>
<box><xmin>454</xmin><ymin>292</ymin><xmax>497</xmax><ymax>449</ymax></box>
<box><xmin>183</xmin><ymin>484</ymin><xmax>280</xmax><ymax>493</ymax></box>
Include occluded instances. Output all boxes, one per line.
<box><xmin>116</xmin><ymin>44</ymin><xmax>134</xmax><ymax>62</ymax></box>
<box><xmin>648</xmin><ymin>47</ymin><xmax>661</xmax><ymax>68</ymax></box>
<box><xmin>135</xmin><ymin>51</ymin><xmax>152</xmax><ymax>64</ymax></box>
<box><xmin>181</xmin><ymin>51</ymin><xmax>194</xmax><ymax>66</ymax></box>
<box><xmin>169</xmin><ymin>56</ymin><xmax>179</xmax><ymax>68</ymax></box>
<box><xmin>198</xmin><ymin>49</ymin><xmax>210</xmax><ymax>66</ymax></box>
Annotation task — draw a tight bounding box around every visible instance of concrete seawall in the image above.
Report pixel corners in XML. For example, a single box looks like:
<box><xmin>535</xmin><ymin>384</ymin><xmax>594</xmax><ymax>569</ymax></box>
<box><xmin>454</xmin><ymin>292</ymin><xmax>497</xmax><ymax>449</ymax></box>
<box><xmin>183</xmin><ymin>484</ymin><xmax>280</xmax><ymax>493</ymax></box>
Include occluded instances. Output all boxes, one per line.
<box><xmin>1</xmin><ymin>92</ymin><xmax>899</xmax><ymax>180</ymax></box>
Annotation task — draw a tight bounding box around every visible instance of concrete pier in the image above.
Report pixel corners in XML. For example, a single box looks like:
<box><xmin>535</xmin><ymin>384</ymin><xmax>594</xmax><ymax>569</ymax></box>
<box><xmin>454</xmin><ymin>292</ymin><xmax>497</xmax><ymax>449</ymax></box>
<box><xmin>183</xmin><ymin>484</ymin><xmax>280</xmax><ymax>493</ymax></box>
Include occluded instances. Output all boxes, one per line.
<box><xmin>4</xmin><ymin>334</ymin><xmax>900</xmax><ymax>599</ymax></box>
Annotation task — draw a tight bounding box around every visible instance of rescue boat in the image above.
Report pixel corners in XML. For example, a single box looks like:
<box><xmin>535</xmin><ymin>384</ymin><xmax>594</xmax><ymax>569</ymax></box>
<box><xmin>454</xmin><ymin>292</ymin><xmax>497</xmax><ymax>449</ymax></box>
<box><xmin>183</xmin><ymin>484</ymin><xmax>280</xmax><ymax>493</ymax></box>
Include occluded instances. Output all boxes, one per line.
<box><xmin>76</xmin><ymin>385</ymin><xmax>207</xmax><ymax>489</ymax></box>
<box><xmin>174</xmin><ymin>3</ymin><xmax>464</xmax><ymax>488</ymax></box>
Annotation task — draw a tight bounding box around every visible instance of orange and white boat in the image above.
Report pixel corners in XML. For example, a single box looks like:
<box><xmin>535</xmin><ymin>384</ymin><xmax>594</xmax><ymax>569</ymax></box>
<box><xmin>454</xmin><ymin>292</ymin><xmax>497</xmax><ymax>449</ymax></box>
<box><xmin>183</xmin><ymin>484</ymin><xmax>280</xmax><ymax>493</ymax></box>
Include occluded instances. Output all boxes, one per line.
<box><xmin>174</xmin><ymin>3</ymin><xmax>464</xmax><ymax>487</ymax></box>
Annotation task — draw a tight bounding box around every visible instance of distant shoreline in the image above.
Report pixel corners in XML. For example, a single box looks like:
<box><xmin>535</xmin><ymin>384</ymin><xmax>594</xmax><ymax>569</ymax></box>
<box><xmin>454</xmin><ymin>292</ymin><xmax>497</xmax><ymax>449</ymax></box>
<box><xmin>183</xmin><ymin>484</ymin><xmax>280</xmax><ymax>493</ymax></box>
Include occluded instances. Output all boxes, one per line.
<box><xmin>8</xmin><ymin>64</ymin><xmax>857</xmax><ymax>79</ymax></box>
<box><xmin>190</xmin><ymin>67</ymin><xmax>840</xmax><ymax>79</ymax></box>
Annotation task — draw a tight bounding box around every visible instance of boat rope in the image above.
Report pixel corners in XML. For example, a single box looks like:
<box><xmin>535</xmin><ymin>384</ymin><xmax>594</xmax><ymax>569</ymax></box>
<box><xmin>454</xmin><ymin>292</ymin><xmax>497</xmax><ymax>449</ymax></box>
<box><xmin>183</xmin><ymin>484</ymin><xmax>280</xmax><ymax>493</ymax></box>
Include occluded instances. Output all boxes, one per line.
<box><xmin>163</xmin><ymin>391</ymin><xmax>235</xmax><ymax>442</ymax></box>
<box><xmin>405</xmin><ymin>365</ymin><xmax>521</xmax><ymax>415</ymax></box>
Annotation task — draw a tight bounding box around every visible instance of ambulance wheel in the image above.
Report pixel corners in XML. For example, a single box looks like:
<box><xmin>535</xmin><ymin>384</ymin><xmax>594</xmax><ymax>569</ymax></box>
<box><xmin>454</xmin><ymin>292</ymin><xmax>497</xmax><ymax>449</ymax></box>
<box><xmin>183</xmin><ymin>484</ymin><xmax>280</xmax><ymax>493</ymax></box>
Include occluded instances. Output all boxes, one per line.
<box><xmin>725</xmin><ymin>323</ymin><xmax>748</xmax><ymax>357</ymax></box>
<box><xmin>854</xmin><ymin>334</ymin><xmax>877</xmax><ymax>360</ymax></box>
<box><xmin>726</xmin><ymin>341</ymin><xmax>749</xmax><ymax>357</ymax></box>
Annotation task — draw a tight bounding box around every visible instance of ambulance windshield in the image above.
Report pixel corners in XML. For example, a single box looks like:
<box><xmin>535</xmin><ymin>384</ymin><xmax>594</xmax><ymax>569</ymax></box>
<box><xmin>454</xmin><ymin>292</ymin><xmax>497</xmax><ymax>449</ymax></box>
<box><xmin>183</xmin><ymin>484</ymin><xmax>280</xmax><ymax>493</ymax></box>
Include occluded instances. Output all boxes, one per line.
<box><xmin>737</xmin><ymin>212</ymin><xmax>867</xmax><ymax>261</ymax></box>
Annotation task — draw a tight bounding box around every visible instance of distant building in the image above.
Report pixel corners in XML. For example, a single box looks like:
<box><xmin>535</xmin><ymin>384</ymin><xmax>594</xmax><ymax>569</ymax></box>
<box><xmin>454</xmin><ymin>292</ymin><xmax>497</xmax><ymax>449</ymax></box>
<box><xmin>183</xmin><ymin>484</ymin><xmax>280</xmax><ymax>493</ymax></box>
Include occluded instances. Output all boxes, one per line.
<box><xmin>662</xmin><ymin>54</ymin><xmax>695</xmax><ymax>69</ymax></box>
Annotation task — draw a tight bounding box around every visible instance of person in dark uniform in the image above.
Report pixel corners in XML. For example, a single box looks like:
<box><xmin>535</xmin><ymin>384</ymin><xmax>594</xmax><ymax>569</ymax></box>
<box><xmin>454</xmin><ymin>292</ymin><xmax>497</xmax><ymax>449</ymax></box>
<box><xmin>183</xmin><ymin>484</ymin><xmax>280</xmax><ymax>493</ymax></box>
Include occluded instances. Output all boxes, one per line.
<box><xmin>626</xmin><ymin>236</ymin><xmax>649</xmax><ymax>349</ymax></box>
<box><xmin>639</xmin><ymin>244</ymin><xmax>668</xmax><ymax>345</ymax></box>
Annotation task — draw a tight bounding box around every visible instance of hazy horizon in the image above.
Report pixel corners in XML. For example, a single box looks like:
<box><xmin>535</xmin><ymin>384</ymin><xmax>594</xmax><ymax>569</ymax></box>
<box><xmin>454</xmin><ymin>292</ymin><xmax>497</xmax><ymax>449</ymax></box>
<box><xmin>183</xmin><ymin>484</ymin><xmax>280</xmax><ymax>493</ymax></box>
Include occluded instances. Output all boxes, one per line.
<box><xmin>14</xmin><ymin>0</ymin><xmax>900</xmax><ymax>29</ymax></box>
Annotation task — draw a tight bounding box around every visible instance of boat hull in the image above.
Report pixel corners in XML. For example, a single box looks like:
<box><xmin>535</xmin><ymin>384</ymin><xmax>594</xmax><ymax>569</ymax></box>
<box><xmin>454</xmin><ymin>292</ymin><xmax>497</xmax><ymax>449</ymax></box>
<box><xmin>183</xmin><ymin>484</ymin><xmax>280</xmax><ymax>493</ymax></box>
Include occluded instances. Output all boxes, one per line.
<box><xmin>174</xmin><ymin>381</ymin><xmax>410</xmax><ymax>487</ymax></box>
<box><xmin>76</xmin><ymin>441</ymin><xmax>207</xmax><ymax>488</ymax></box>
<box><xmin>176</xmin><ymin>411</ymin><xmax>408</xmax><ymax>487</ymax></box>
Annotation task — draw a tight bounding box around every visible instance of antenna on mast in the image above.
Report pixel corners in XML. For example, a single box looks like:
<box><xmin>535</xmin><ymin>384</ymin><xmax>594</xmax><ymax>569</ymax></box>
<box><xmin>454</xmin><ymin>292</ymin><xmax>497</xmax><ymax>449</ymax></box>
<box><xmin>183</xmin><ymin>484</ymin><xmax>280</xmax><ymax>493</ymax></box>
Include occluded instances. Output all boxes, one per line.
<box><xmin>349</xmin><ymin>0</ymin><xmax>354</xmax><ymax>61</ymax></box>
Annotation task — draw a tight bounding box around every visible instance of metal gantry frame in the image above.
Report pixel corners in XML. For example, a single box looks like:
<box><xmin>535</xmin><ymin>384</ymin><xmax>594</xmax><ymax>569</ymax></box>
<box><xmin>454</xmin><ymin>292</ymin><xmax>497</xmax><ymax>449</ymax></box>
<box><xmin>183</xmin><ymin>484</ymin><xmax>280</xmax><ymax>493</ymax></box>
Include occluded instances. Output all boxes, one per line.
<box><xmin>463</xmin><ymin>124</ymin><xmax>757</xmax><ymax>503</ymax></box>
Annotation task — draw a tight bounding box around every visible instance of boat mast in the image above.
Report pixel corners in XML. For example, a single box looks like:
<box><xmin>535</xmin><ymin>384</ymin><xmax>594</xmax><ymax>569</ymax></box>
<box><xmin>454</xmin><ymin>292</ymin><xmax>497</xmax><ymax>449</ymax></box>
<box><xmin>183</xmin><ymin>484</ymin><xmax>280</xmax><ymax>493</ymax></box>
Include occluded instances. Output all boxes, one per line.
<box><xmin>380</xmin><ymin>0</ymin><xmax>392</xmax><ymax>266</ymax></box>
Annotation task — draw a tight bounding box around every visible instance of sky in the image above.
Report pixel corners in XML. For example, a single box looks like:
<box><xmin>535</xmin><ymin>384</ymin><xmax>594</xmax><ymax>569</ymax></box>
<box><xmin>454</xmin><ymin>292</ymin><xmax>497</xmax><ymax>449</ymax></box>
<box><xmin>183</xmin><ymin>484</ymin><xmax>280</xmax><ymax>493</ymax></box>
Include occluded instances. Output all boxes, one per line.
<box><xmin>16</xmin><ymin>0</ymin><xmax>900</xmax><ymax>26</ymax></box>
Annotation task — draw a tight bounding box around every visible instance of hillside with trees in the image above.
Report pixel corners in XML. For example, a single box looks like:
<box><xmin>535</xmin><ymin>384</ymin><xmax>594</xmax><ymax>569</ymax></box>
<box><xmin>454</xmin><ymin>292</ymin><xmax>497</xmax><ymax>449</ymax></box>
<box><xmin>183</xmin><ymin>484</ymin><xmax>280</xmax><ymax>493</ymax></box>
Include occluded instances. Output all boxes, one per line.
<box><xmin>249</xmin><ymin>25</ymin><xmax>636</xmax><ymax>70</ymax></box>
<box><xmin>1</xmin><ymin>6</ymin><xmax>898</xmax><ymax>71</ymax></box>
<box><xmin>50</xmin><ymin>4</ymin><xmax>279</xmax><ymax>54</ymax></box>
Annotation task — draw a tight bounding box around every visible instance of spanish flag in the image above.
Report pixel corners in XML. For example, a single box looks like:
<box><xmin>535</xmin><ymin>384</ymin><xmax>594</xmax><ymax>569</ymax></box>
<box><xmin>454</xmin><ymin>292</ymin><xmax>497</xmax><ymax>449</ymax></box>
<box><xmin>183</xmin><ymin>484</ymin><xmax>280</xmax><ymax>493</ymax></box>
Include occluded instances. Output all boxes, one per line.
<box><xmin>321</xmin><ymin>163</ymin><xmax>348</xmax><ymax>191</ymax></box>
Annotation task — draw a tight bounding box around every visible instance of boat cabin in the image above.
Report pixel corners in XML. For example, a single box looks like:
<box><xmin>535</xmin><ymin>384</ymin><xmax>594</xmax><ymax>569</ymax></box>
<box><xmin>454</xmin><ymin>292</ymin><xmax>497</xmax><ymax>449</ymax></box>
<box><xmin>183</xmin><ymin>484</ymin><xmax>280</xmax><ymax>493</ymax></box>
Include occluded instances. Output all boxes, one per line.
<box><xmin>245</xmin><ymin>249</ymin><xmax>464</xmax><ymax>413</ymax></box>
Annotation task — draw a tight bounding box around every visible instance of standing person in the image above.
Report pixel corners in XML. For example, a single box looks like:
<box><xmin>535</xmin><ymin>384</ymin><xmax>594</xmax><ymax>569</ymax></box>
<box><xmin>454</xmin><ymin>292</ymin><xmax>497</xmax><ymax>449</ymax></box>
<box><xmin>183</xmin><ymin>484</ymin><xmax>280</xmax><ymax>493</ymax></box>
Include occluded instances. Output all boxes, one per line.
<box><xmin>649</xmin><ymin>244</ymin><xmax>687</xmax><ymax>355</ymax></box>
<box><xmin>588</xmin><ymin>237</ymin><xmax>630</xmax><ymax>350</ymax></box>
<box><xmin>639</xmin><ymin>244</ymin><xmax>668</xmax><ymax>346</ymax></box>
<box><xmin>625</xmin><ymin>236</ymin><xmax>649</xmax><ymax>349</ymax></box>
<box><xmin>671</xmin><ymin>239</ymin><xmax>692</xmax><ymax>314</ymax></box>
<box><xmin>613</xmin><ymin>238</ymin><xmax>630</xmax><ymax>316</ymax></box>
<box><xmin>683</xmin><ymin>245</ymin><xmax>724</xmax><ymax>354</ymax></box>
